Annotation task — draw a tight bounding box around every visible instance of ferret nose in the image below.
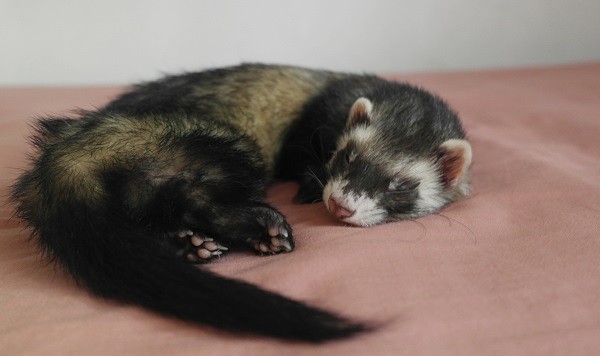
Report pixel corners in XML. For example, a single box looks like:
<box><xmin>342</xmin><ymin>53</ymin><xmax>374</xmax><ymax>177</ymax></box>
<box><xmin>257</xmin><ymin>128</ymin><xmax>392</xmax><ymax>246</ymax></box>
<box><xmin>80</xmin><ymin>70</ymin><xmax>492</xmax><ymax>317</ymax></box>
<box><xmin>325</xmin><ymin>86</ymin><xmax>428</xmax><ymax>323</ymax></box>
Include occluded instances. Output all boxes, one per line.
<box><xmin>328</xmin><ymin>197</ymin><xmax>355</xmax><ymax>219</ymax></box>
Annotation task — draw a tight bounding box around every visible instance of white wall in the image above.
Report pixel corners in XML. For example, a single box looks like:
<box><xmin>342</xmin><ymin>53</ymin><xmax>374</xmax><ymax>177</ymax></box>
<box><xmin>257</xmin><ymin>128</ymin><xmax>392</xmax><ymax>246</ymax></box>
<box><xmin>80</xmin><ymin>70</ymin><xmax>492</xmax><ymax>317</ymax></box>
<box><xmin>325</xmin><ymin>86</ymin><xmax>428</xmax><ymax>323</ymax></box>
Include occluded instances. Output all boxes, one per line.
<box><xmin>1</xmin><ymin>0</ymin><xmax>599</xmax><ymax>86</ymax></box>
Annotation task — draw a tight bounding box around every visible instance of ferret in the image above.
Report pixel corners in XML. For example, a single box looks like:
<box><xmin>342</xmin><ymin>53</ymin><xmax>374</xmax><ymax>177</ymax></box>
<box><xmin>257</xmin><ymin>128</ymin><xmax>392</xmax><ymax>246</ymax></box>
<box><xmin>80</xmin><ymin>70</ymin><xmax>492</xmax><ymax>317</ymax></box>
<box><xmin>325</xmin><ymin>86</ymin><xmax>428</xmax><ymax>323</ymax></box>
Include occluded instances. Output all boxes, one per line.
<box><xmin>11</xmin><ymin>64</ymin><xmax>472</xmax><ymax>342</ymax></box>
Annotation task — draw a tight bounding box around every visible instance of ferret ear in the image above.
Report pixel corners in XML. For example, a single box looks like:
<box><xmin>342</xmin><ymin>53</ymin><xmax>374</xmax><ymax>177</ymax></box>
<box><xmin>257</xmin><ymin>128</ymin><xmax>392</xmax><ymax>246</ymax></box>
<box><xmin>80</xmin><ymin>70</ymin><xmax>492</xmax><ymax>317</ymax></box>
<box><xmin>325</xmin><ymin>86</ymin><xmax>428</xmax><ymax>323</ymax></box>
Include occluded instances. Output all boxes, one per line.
<box><xmin>437</xmin><ymin>139</ymin><xmax>472</xmax><ymax>189</ymax></box>
<box><xmin>347</xmin><ymin>97</ymin><xmax>373</xmax><ymax>127</ymax></box>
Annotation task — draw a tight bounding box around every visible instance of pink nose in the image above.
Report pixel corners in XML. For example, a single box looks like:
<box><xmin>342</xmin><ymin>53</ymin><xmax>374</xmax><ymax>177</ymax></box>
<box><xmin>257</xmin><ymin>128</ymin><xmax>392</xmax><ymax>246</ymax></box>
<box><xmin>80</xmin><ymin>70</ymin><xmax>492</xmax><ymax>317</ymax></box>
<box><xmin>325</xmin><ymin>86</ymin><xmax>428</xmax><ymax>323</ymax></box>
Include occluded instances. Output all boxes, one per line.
<box><xmin>328</xmin><ymin>197</ymin><xmax>355</xmax><ymax>219</ymax></box>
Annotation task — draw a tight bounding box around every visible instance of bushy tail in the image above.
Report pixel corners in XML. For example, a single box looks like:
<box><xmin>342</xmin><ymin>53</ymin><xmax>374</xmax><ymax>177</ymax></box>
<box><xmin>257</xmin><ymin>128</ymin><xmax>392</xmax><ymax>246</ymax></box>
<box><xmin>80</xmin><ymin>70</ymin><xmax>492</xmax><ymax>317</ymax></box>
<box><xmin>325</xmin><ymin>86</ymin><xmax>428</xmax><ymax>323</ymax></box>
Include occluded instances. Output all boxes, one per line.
<box><xmin>11</xmin><ymin>163</ymin><xmax>367</xmax><ymax>343</ymax></box>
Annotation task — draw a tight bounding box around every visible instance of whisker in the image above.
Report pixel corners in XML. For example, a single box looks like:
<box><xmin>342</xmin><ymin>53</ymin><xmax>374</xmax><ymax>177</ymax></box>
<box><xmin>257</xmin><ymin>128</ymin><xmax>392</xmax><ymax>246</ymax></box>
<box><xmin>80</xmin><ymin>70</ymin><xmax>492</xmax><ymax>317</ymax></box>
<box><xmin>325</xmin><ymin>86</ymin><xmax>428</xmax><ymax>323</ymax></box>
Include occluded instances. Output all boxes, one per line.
<box><xmin>433</xmin><ymin>212</ymin><xmax>477</xmax><ymax>243</ymax></box>
<box><xmin>407</xmin><ymin>217</ymin><xmax>427</xmax><ymax>233</ymax></box>
<box><xmin>307</xmin><ymin>167</ymin><xmax>324</xmax><ymax>188</ymax></box>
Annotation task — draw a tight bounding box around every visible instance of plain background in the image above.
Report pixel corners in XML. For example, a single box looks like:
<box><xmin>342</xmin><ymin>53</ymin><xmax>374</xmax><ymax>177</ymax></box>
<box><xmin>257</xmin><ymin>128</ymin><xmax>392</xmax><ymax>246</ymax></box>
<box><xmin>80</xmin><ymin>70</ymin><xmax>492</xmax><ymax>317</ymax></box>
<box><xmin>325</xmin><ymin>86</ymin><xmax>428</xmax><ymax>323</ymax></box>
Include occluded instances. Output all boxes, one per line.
<box><xmin>2</xmin><ymin>0</ymin><xmax>600</xmax><ymax>86</ymax></box>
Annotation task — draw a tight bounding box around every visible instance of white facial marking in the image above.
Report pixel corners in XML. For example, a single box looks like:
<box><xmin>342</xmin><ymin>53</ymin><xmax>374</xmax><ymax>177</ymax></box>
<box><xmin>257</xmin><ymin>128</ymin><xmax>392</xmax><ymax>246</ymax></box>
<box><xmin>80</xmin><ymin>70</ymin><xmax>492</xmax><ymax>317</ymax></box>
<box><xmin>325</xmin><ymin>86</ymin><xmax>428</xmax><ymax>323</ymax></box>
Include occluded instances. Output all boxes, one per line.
<box><xmin>352</xmin><ymin>126</ymin><xmax>374</xmax><ymax>144</ymax></box>
<box><xmin>392</xmin><ymin>159</ymin><xmax>445</xmax><ymax>214</ymax></box>
<box><xmin>323</xmin><ymin>177</ymin><xmax>387</xmax><ymax>227</ymax></box>
<box><xmin>336</xmin><ymin>125</ymin><xmax>375</xmax><ymax>152</ymax></box>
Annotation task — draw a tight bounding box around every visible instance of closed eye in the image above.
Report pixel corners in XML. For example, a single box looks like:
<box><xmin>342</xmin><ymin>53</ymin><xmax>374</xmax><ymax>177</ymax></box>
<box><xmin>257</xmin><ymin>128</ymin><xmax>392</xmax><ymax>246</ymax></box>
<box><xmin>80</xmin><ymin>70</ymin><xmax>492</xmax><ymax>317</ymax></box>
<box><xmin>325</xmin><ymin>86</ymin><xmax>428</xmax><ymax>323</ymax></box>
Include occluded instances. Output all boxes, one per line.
<box><xmin>387</xmin><ymin>180</ymin><xmax>420</xmax><ymax>192</ymax></box>
<box><xmin>344</xmin><ymin>150</ymin><xmax>357</xmax><ymax>164</ymax></box>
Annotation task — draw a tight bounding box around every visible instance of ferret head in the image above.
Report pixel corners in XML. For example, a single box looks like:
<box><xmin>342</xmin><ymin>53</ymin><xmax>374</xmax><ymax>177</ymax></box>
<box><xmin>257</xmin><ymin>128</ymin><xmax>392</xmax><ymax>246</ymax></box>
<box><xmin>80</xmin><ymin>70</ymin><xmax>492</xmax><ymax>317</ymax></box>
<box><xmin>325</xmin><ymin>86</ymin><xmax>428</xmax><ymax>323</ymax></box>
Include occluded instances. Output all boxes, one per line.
<box><xmin>323</xmin><ymin>97</ymin><xmax>472</xmax><ymax>226</ymax></box>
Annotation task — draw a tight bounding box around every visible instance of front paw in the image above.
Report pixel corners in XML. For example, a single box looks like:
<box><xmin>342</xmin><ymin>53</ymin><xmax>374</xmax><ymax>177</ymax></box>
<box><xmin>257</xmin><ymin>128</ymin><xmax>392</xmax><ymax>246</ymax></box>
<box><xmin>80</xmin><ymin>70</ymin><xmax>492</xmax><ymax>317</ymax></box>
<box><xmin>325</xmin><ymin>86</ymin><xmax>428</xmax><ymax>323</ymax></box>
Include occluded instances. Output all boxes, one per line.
<box><xmin>171</xmin><ymin>229</ymin><xmax>229</xmax><ymax>263</ymax></box>
<box><xmin>247</xmin><ymin>207</ymin><xmax>294</xmax><ymax>254</ymax></box>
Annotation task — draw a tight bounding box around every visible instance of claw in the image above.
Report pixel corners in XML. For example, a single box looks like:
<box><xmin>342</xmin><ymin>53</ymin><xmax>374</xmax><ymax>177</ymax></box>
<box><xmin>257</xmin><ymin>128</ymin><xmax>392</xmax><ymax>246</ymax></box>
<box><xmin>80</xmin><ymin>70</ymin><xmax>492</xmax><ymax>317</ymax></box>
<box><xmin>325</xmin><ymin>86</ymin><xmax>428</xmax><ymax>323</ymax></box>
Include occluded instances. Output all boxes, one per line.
<box><xmin>216</xmin><ymin>243</ymin><xmax>229</xmax><ymax>251</ymax></box>
<box><xmin>281</xmin><ymin>240</ymin><xmax>293</xmax><ymax>251</ymax></box>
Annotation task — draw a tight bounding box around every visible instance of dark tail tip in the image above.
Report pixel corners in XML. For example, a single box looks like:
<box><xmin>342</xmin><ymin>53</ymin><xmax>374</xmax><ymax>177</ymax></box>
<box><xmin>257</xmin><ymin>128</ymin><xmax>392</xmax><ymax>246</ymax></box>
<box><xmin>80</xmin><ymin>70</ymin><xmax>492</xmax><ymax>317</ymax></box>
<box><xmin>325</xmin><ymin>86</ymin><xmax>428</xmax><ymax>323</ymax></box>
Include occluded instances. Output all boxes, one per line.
<box><xmin>301</xmin><ymin>318</ymin><xmax>374</xmax><ymax>343</ymax></box>
<box><xmin>237</xmin><ymin>300</ymin><xmax>376</xmax><ymax>343</ymax></box>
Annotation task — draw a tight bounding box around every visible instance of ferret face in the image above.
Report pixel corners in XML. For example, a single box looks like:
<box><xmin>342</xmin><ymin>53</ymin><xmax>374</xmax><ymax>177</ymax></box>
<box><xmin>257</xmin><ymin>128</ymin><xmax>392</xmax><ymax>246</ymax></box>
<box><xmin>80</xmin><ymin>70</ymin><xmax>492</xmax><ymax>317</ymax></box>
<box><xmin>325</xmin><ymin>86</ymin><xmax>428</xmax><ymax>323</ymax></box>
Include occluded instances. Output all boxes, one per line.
<box><xmin>322</xmin><ymin>145</ymin><xmax>442</xmax><ymax>227</ymax></box>
<box><xmin>322</xmin><ymin>98</ymin><xmax>471</xmax><ymax>227</ymax></box>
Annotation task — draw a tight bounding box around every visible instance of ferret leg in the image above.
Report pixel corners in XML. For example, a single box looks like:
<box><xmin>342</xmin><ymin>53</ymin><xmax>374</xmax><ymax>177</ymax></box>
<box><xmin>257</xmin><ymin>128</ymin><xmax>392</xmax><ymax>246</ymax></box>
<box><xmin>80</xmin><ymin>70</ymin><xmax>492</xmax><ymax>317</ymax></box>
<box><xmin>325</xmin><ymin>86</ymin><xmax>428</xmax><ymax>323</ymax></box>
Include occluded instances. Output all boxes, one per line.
<box><xmin>186</xmin><ymin>202</ymin><xmax>295</xmax><ymax>255</ymax></box>
<box><xmin>169</xmin><ymin>229</ymin><xmax>229</xmax><ymax>263</ymax></box>
<box><xmin>239</xmin><ymin>204</ymin><xmax>294</xmax><ymax>255</ymax></box>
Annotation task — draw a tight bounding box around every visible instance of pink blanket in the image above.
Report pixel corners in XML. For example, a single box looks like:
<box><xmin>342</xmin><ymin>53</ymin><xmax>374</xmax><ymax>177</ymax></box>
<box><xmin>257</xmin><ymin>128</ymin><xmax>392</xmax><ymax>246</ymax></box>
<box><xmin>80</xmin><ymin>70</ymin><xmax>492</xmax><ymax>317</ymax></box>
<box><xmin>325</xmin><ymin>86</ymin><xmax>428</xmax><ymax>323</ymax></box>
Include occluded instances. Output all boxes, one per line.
<box><xmin>1</xmin><ymin>64</ymin><xmax>599</xmax><ymax>355</ymax></box>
